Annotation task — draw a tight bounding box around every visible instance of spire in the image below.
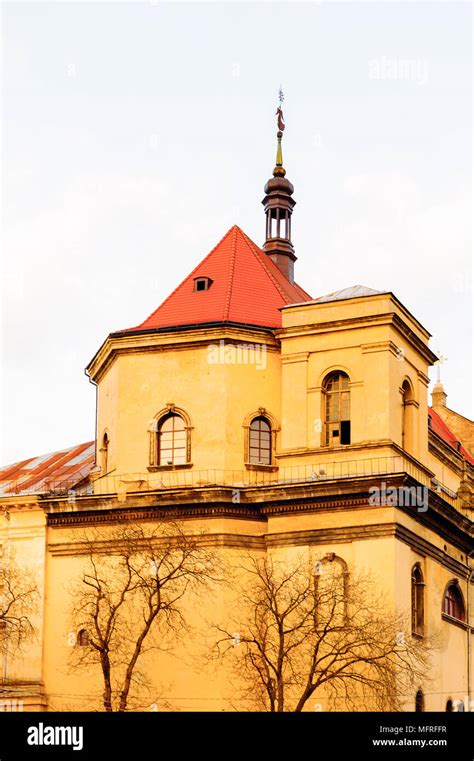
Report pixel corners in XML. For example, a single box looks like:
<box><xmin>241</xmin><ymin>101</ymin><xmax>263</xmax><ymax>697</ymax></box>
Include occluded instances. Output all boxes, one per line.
<box><xmin>262</xmin><ymin>89</ymin><xmax>297</xmax><ymax>283</ymax></box>
<box><xmin>432</xmin><ymin>381</ymin><xmax>447</xmax><ymax>408</ymax></box>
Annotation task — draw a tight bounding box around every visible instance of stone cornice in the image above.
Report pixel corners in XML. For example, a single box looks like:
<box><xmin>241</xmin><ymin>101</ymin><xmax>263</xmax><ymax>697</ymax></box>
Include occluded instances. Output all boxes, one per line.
<box><xmin>265</xmin><ymin>523</ymin><xmax>470</xmax><ymax>578</ymax></box>
<box><xmin>47</xmin><ymin>517</ymin><xmax>470</xmax><ymax>579</ymax></box>
<box><xmin>87</xmin><ymin>324</ymin><xmax>280</xmax><ymax>383</ymax></box>
<box><xmin>44</xmin><ymin>473</ymin><xmax>472</xmax><ymax>548</ymax></box>
<box><xmin>277</xmin><ymin>312</ymin><xmax>437</xmax><ymax>365</ymax></box>
<box><xmin>428</xmin><ymin>430</ymin><xmax>467</xmax><ymax>476</ymax></box>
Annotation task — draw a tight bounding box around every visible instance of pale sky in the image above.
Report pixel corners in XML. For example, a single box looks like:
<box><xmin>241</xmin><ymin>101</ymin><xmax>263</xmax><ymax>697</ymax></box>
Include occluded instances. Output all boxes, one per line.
<box><xmin>1</xmin><ymin>1</ymin><xmax>472</xmax><ymax>465</ymax></box>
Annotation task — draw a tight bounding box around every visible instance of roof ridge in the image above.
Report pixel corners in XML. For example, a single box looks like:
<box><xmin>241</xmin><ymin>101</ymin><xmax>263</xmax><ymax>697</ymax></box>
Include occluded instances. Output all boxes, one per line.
<box><xmin>237</xmin><ymin>228</ymin><xmax>293</xmax><ymax>302</ymax></box>
<box><xmin>223</xmin><ymin>225</ymin><xmax>238</xmax><ymax>321</ymax></box>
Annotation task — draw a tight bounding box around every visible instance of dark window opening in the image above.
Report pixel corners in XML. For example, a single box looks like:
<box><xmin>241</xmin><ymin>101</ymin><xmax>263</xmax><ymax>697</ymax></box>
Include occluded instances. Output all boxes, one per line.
<box><xmin>411</xmin><ymin>565</ymin><xmax>424</xmax><ymax>637</ymax></box>
<box><xmin>340</xmin><ymin>420</ymin><xmax>351</xmax><ymax>445</ymax></box>
<box><xmin>193</xmin><ymin>277</ymin><xmax>213</xmax><ymax>292</ymax></box>
<box><xmin>443</xmin><ymin>583</ymin><xmax>465</xmax><ymax>622</ymax></box>
<box><xmin>77</xmin><ymin>629</ymin><xmax>90</xmax><ymax>647</ymax></box>
<box><xmin>415</xmin><ymin>690</ymin><xmax>425</xmax><ymax>712</ymax></box>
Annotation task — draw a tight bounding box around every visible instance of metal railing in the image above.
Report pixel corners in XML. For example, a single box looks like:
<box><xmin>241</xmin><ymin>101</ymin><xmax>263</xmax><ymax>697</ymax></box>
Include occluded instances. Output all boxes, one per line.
<box><xmin>9</xmin><ymin>455</ymin><xmax>455</xmax><ymax>508</ymax></box>
<box><xmin>0</xmin><ymin>455</ymin><xmax>463</xmax><ymax>510</ymax></box>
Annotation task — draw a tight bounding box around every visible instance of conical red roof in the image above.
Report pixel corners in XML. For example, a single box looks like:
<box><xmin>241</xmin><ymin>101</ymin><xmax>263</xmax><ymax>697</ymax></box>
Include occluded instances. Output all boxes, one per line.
<box><xmin>125</xmin><ymin>225</ymin><xmax>311</xmax><ymax>332</ymax></box>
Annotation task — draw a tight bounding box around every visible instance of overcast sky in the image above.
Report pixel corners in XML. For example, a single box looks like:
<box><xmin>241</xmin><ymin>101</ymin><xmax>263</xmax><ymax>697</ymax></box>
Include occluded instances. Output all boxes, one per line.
<box><xmin>1</xmin><ymin>1</ymin><xmax>472</xmax><ymax>465</ymax></box>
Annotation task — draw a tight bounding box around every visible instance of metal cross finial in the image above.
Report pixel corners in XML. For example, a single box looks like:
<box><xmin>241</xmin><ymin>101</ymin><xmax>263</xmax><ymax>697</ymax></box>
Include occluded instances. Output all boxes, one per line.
<box><xmin>278</xmin><ymin>86</ymin><xmax>284</xmax><ymax>105</ymax></box>
<box><xmin>434</xmin><ymin>351</ymin><xmax>447</xmax><ymax>383</ymax></box>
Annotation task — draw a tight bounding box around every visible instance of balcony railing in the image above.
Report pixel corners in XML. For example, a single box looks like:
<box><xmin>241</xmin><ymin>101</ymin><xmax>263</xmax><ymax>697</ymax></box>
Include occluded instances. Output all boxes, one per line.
<box><xmin>2</xmin><ymin>454</ymin><xmax>458</xmax><ymax>510</ymax></box>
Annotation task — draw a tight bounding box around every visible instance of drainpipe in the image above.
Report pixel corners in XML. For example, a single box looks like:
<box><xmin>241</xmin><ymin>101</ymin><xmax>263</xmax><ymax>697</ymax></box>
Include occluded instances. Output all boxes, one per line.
<box><xmin>467</xmin><ymin>549</ymin><xmax>474</xmax><ymax>709</ymax></box>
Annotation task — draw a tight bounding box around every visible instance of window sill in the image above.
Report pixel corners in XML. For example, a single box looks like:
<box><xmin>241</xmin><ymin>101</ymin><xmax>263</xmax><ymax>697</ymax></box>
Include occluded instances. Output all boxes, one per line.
<box><xmin>147</xmin><ymin>463</ymin><xmax>193</xmax><ymax>472</ymax></box>
<box><xmin>245</xmin><ymin>463</ymin><xmax>279</xmax><ymax>472</ymax></box>
<box><xmin>441</xmin><ymin>613</ymin><xmax>469</xmax><ymax>631</ymax></box>
<box><xmin>411</xmin><ymin>630</ymin><xmax>424</xmax><ymax>640</ymax></box>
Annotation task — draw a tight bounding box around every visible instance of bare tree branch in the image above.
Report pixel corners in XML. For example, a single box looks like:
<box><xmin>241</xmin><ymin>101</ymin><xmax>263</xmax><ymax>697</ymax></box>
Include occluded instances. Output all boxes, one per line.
<box><xmin>68</xmin><ymin>520</ymin><xmax>218</xmax><ymax>711</ymax></box>
<box><xmin>213</xmin><ymin>553</ymin><xmax>435</xmax><ymax>712</ymax></box>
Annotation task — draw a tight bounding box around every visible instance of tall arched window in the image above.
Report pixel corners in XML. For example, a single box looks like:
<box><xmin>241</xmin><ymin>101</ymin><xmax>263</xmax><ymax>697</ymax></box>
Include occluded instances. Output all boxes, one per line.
<box><xmin>323</xmin><ymin>372</ymin><xmax>350</xmax><ymax>446</ymax></box>
<box><xmin>415</xmin><ymin>689</ymin><xmax>425</xmax><ymax>712</ymax></box>
<box><xmin>445</xmin><ymin>698</ymin><xmax>453</xmax><ymax>712</ymax></box>
<box><xmin>402</xmin><ymin>380</ymin><xmax>414</xmax><ymax>452</ymax></box>
<box><xmin>411</xmin><ymin>564</ymin><xmax>425</xmax><ymax>637</ymax></box>
<box><xmin>249</xmin><ymin>416</ymin><xmax>272</xmax><ymax>465</ymax></box>
<box><xmin>157</xmin><ymin>413</ymin><xmax>188</xmax><ymax>466</ymax></box>
<box><xmin>313</xmin><ymin>554</ymin><xmax>349</xmax><ymax>627</ymax></box>
<box><xmin>100</xmin><ymin>432</ymin><xmax>109</xmax><ymax>474</ymax></box>
<box><xmin>443</xmin><ymin>582</ymin><xmax>465</xmax><ymax>622</ymax></box>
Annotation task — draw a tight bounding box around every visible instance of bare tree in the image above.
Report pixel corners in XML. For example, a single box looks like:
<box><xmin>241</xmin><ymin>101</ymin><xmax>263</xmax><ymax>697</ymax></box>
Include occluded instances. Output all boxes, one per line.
<box><xmin>68</xmin><ymin>519</ymin><xmax>218</xmax><ymax>712</ymax></box>
<box><xmin>0</xmin><ymin>554</ymin><xmax>39</xmax><ymax>658</ymax></box>
<box><xmin>215</xmin><ymin>553</ymin><xmax>434</xmax><ymax>712</ymax></box>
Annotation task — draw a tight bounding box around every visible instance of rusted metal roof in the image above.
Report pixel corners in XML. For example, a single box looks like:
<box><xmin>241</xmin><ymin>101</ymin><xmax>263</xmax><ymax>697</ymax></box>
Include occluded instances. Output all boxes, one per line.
<box><xmin>0</xmin><ymin>442</ymin><xmax>95</xmax><ymax>497</ymax></box>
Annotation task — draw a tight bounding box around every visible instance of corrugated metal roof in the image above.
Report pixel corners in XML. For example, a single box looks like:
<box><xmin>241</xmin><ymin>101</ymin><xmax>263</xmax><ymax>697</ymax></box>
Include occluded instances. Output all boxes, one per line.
<box><xmin>312</xmin><ymin>285</ymin><xmax>385</xmax><ymax>304</ymax></box>
<box><xmin>280</xmin><ymin>285</ymin><xmax>386</xmax><ymax>310</ymax></box>
<box><xmin>0</xmin><ymin>442</ymin><xmax>95</xmax><ymax>497</ymax></box>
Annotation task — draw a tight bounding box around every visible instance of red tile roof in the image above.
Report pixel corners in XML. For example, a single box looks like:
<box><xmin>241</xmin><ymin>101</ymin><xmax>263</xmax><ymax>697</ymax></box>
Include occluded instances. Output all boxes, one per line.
<box><xmin>428</xmin><ymin>407</ymin><xmax>474</xmax><ymax>465</ymax></box>
<box><xmin>124</xmin><ymin>225</ymin><xmax>312</xmax><ymax>332</ymax></box>
<box><xmin>0</xmin><ymin>441</ymin><xmax>95</xmax><ymax>496</ymax></box>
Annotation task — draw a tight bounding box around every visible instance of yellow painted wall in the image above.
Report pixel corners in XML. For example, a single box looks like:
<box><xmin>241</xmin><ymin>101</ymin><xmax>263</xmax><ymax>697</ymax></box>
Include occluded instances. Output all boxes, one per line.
<box><xmin>1</xmin><ymin>292</ymin><xmax>471</xmax><ymax>713</ymax></box>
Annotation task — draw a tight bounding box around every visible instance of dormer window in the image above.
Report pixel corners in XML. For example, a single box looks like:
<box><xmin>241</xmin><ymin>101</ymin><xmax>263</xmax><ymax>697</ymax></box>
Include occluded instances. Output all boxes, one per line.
<box><xmin>193</xmin><ymin>277</ymin><xmax>213</xmax><ymax>292</ymax></box>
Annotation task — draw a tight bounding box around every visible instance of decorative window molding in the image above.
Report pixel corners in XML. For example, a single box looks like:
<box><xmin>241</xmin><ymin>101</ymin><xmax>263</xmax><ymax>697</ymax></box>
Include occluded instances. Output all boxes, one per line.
<box><xmin>313</xmin><ymin>553</ymin><xmax>349</xmax><ymax>626</ymax></box>
<box><xmin>148</xmin><ymin>404</ymin><xmax>193</xmax><ymax>470</ymax></box>
<box><xmin>243</xmin><ymin>408</ymin><xmax>279</xmax><ymax>470</ymax></box>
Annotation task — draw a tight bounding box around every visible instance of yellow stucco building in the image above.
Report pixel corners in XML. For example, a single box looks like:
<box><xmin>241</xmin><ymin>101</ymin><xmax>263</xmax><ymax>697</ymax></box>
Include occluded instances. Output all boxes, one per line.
<box><xmin>1</xmin><ymin>119</ymin><xmax>473</xmax><ymax>713</ymax></box>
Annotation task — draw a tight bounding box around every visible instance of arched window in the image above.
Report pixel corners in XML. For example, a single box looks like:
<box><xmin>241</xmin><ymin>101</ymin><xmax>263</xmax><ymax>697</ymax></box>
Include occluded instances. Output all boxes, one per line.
<box><xmin>415</xmin><ymin>689</ymin><xmax>425</xmax><ymax>712</ymax></box>
<box><xmin>249</xmin><ymin>417</ymin><xmax>272</xmax><ymax>465</ymax></box>
<box><xmin>77</xmin><ymin>628</ymin><xmax>90</xmax><ymax>647</ymax></box>
<box><xmin>401</xmin><ymin>380</ymin><xmax>414</xmax><ymax>452</ymax></box>
<box><xmin>323</xmin><ymin>372</ymin><xmax>350</xmax><ymax>446</ymax></box>
<box><xmin>157</xmin><ymin>413</ymin><xmax>188</xmax><ymax>466</ymax></box>
<box><xmin>445</xmin><ymin>698</ymin><xmax>453</xmax><ymax>712</ymax></box>
<box><xmin>443</xmin><ymin>582</ymin><xmax>465</xmax><ymax>622</ymax></box>
<box><xmin>313</xmin><ymin>554</ymin><xmax>349</xmax><ymax>627</ymax></box>
<box><xmin>455</xmin><ymin>699</ymin><xmax>465</xmax><ymax>712</ymax></box>
<box><xmin>411</xmin><ymin>564</ymin><xmax>424</xmax><ymax>637</ymax></box>
<box><xmin>100</xmin><ymin>432</ymin><xmax>109</xmax><ymax>474</ymax></box>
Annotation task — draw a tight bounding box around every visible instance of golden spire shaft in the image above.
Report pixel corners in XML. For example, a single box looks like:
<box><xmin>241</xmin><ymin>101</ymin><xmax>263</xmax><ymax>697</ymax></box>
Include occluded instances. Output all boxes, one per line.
<box><xmin>276</xmin><ymin>132</ymin><xmax>283</xmax><ymax>167</ymax></box>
